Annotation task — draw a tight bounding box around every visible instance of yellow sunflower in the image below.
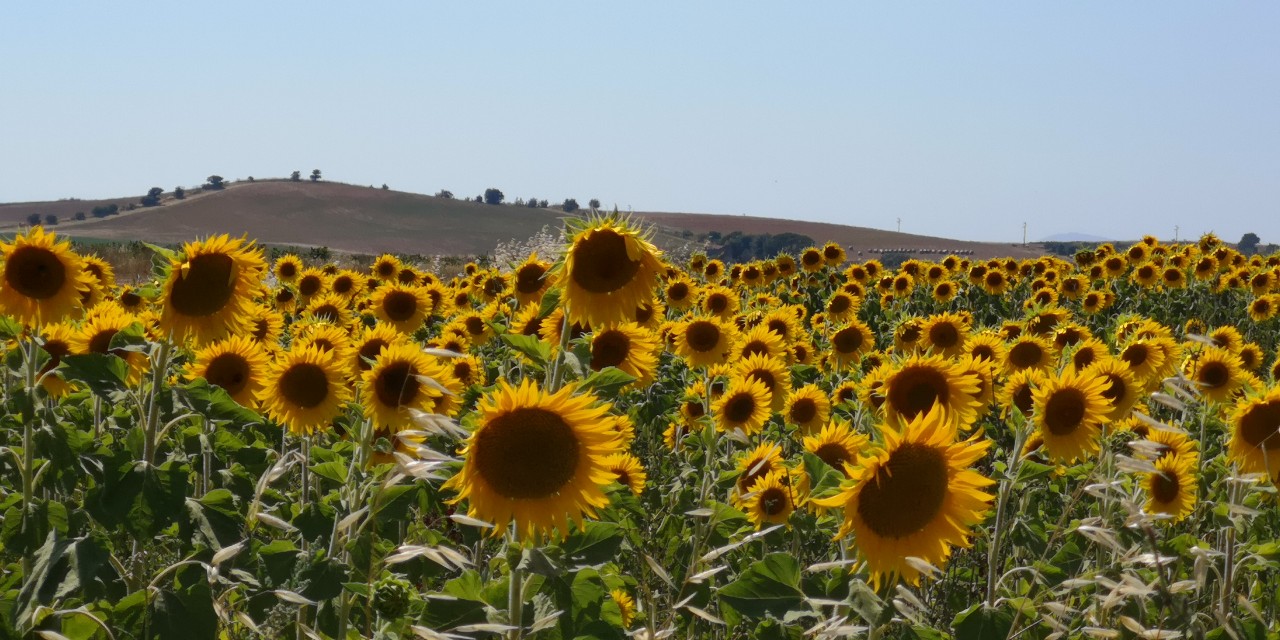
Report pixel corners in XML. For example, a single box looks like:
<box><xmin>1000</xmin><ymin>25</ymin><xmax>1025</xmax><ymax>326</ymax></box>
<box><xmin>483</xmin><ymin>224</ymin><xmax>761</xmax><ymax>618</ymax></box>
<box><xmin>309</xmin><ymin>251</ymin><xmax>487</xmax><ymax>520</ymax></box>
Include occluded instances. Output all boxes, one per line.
<box><xmin>329</xmin><ymin>269</ymin><xmax>368</xmax><ymax>300</ymax></box>
<box><xmin>699</xmin><ymin>285</ymin><xmax>740</xmax><ymax>319</ymax></box>
<box><xmin>371</xmin><ymin>254</ymin><xmax>401</xmax><ymax>281</ymax></box>
<box><xmin>511</xmin><ymin>253</ymin><xmax>554</xmax><ymax>307</ymax></box>
<box><xmin>370</xmin><ymin>283</ymin><xmax>431</xmax><ymax>334</ymax></box>
<box><xmin>1143</xmin><ymin>453</ymin><xmax>1198</xmax><ymax>523</ymax></box>
<box><xmin>734</xmin><ymin>323</ymin><xmax>788</xmax><ymax>361</ymax></box>
<box><xmin>559</xmin><ymin>217</ymin><xmax>664</xmax><ymax>328</ymax></box>
<box><xmin>360</xmin><ymin>342</ymin><xmax>455</xmax><ymax>431</ymax></box>
<box><xmin>0</xmin><ymin>226</ymin><xmax>90</xmax><ymax>325</ymax></box>
<box><xmin>1227</xmin><ymin>386</ymin><xmax>1280</xmax><ymax>478</ymax></box>
<box><xmin>158</xmin><ymin>235</ymin><xmax>265</xmax><ymax>345</ymax></box>
<box><xmin>442</xmin><ymin>379</ymin><xmax>623</xmax><ymax>538</ymax></box>
<box><xmin>1117</xmin><ymin>339</ymin><xmax>1166</xmax><ymax>385</ymax></box>
<box><xmin>293</xmin><ymin>322</ymin><xmax>357</xmax><ymax>378</ymax></box>
<box><xmin>814</xmin><ymin>405</ymin><xmax>994</xmax><ymax>589</ymax></box>
<box><xmin>589</xmin><ymin>323</ymin><xmax>660</xmax><ymax>388</ymax></box>
<box><xmin>736</xmin><ymin>353</ymin><xmax>791</xmax><ymax>413</ymax></box>
<box><xmin>824</xmin><ymin>291</ymin><xmax>859</xmax><ymax>324</ymax></box>
<box><xmin>802</xmin><ymin>419</ymin><xmax>869</xmax><ymax>477</ymax></box>
<box><xmin>1185</xmin><ymin>347</ymin><xmax>1244</xmax><ymax>404</ymax></box>
<box><xmin>36</xmin><ymin>322</ymin><xmax>77</xmax><ymax>398</ymax></box>
<box><xmin>712</xmin><ymin>375</ymin><xmax>772</xmax><ymax>435</ymax></box>
<box><xmin>785</xmin><ymin>384</ymin><xmax>831</xmax><ymax>434</ymax></box>
<box><xmin>273</xmin><ymin>254</ymin><xmax>304</xmax><ymax>284</ymax></box>
<box><xmin>828</xmin><ymin>320</ymin><xmax>876</xmax><ymax>370</ymax></box>
<box><xmin>998</xmin><ymin>368</ymin><xmax>1045</xmax><ymax>419</ymax></box>
<box><xmin>303</xmin><ymin>292</ymin><xmax>353</xmax><ymax>326</ymax></box>
<box><xmin>602</xmin><ymin>452</ymin><xmax>647</xmax><ymax>495</ymax></box>
<box><xmin>963</xmin><ymin>332</ymin><xmax>1007</xmax><ymax>365</ymax></box>
<box><xmin>673</xmin><ymin>316</ymin><xmax>737</xmax><ymax>368</ymax></box>
<box><xmin>351</xmin><ymin>322</ymin><xmax>409</xmax><ymax>372</ymax></box>
<box><xmin>259</xmin><ymin>344</ymin><xmax>352</xmax><ymax>436</ymax></box>
<box><xmin>1004</xmin><ymin>335</ymin><xmax>1053</xmax><ymax>375</ymax></box>
<box><xmin>920</xmin><ymin>312</ymin><xmax>971</xmax><ymax>358</ymax></box>
<box><xmin>1032</xmin><ymin>368</ymin><xmax>1113</xmax><ymax>464</ymax></box>
<box><xmin>881</xmin><ymin>353</ymin><xmax>981</xmax><ymax>430</ymax></box>
<box><xmin>186</xmin><ymin>335</ymin><xmax>270</xmax><ymax>407</ymax></box>
<box><xmin>611</xmin><ymin>589</ymin><xmax>636</xmax><ymax>628</ymax></box>
<box><xmin>1083</xmin><ymin>357</ymin><xmax>1141</xmax><ymax>422</ymax></box>
<box><xmin>71</xmin><ymin>304</ymin><xmax>149</xmax><ymax>386</ymax></box>
<box><xmin>743</xmin><ymin>470</ymin><xmax>796</xmax><ymax>529</ymax></box>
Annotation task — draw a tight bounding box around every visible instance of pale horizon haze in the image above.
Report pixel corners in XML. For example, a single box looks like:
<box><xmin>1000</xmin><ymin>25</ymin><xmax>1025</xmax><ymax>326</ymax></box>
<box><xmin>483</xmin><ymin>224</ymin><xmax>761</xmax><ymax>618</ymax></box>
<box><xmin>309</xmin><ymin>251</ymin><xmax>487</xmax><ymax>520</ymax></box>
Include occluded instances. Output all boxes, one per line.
<box><xmin>2</xmin><ymin>2</ymin><xmax>1277</xmax><ymax>245</ymax></box>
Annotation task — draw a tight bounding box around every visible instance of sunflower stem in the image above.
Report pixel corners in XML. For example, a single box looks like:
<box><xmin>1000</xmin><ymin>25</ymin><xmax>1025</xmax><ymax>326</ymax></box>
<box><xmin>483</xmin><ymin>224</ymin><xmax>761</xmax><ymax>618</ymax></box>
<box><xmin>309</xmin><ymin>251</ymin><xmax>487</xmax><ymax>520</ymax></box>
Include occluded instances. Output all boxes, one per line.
<box><xmin>142</xmin><ymin>340</ymin><xmax>173</xmax><ymax>466</ymax></box>
<box><xmin>506</xmin><ymin>532</ymin><xmax>525</xmax><ymax>640</ymax></box>
<box><xmin>985</xmin><ymin>416</ymin><xmax>1027</xmax><ymax>608</ymax></box>
<box><xmin>19</xmin><ymin>337</ymin><xmax>39</xmax><ymax>578</ymax></box>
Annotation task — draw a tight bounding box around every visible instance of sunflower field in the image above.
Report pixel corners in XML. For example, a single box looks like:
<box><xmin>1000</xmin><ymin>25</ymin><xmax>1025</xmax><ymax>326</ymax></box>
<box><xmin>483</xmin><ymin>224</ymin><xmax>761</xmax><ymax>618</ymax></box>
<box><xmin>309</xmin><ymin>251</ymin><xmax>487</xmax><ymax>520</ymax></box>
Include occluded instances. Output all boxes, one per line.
<box><xmin>2</xmin><ymin>220</ymin><xmax>1280</xmax><ymax>640</ymax></box>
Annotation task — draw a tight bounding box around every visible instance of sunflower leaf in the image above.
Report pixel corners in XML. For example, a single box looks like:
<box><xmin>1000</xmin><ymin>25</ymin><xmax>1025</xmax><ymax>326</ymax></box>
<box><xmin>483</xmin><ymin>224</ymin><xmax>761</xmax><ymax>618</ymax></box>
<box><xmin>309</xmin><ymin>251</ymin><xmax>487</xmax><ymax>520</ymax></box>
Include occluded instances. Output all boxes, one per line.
<box><xmin>59</xmin><ymin>354</ymin><xmax>128</xmax><ymax>398</ymax></box>
<box><xmin>499</xmin><ymin>333</ymin><xmax>549</xmax><ymax>367</ymax></box>
<box><xmin>538</xmin><ymin>288</ymin><xmax>561</xmax><ymax>318</ymax></box>
<box><xmin>180</xmin><ymin>378</ymin><xmax>261</xmax><ymax>424</ymax></box>
<box><xmin>580</xmin><ymin>367</ymin><xmax>636</xmax><ymax>397</ymax></box>
<box><xmin>0</xmin><ymin>315</ymin><xmax>22</xmax><ymax>341</ymax></box>
<box><xmin>717</xmin><ymin>553</ymin><xmax>805</xmax><ymax>620</ymax></box>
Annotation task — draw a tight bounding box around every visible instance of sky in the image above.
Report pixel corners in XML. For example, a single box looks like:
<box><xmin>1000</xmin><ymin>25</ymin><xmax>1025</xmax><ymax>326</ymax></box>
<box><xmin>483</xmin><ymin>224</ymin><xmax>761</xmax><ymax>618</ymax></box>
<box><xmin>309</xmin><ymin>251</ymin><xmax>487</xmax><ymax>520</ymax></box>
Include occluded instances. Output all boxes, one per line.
<box><xmin>2</xmin><ymin>2</ymin><xmax>1277</xmax><ymax>244</ymax></box>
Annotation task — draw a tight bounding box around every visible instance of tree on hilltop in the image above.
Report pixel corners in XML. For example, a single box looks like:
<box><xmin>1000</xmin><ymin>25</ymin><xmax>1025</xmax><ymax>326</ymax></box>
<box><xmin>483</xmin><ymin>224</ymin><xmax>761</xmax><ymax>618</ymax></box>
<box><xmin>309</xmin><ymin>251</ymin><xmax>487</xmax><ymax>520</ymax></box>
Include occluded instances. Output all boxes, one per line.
<box><xmin>26</xmin><ymin>213</ymin><xmax>40</xmax><ymax>226</ymax></box>
<box><xmin>484</xmin><ymin>188</ymin><xmax>505</xmax><ymax>205</ymax></box>
<box><xmin>205</xmin><ymin>175</ymin><xmax>225</xmax><ymax>190</ymax></box>
<box><xmin>562</xmin><ymin>198</ymin><xmax>579</xmax><ymax>213</ymax></box>
<box><xmin>174</xmin><ymin>186</ymin><xmax>185</xmax><ymax>200</ymax></box>
<box><xmin>141</xmin><ymin>187</ymin><xmax>164</xmax><ymax>207</ymax></box>
<box><xmin>44</xmin><ymin>214</ymin><xmax>57</xmax><ymax>226</ymax></box>
<box><xmin>589</xmin><ymin>198</ymin><xmax>601</xmax><ymax>210</ymax></box>
<box><xmin>1240</xmin><ymin>232</ymin><xmax>1261</xmax><ymax>255</ymax></box>
<box><xmin>311</xmin><ymin>169</ymin><xmax>322</xmax><ymax>182</ymax></box>
<box><xmin>291</xmin><ymin>171</ymin><xmax>302</xmax><ymax>182</ymax></box>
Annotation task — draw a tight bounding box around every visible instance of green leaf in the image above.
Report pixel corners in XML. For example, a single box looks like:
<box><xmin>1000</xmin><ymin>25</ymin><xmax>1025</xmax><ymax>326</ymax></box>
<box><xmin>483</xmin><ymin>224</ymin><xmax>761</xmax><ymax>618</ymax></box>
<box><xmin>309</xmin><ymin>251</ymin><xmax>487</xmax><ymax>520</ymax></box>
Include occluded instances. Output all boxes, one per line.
<box><xmin>952</xmin><ymin>603</ymin><xmax>1013</xmax><ymax>640</ymax></box>
<box><xmin>14</xmin><ymin>531</ymin><xmax>116</xmax><ymax>632</ymax></box>
<box><xmin>500</xmin><ymin>332</ymin><xmax>550</xmax><ymax>367</ymax></box>
<box><xmin>59</xmin><ymin>354</ymin><xmax>128</xmax><ymax>398</ymax></box>
<box><xmin>180</xmin><ymin>378</ymin><xmax>261</xmax><ymax>424</ymax></box>
<box><xmin>560</xmin><ymin>521</ymin><xmax>624</xmax><ymax>567</ymax></box>
<box><xmin>538</xmin><ymin>288</ymin><xmax>561</xmax><ymax>318</ymax></box>
<box><xmin>181</xmin><ymin>489</ymin><xmax>243</xmax><ymax>550</ymax></box>
<box><xmin>801</xmin><ymin>451</ymin><xmax>846</xmax><ymax>500</ymax></box>
<box><xmin>309</xmin><ymin>460</ymin><xmax>348</xmax><ymax>485</ymax></box>
<box><xmin>579</xmin><ymin>367</ymin><xmax>636</xmax><ymax>397</ymax></box>
<box><xmin>0</xmin><ymin>315</ymin><xmax>22</xmax><ymax>340</ymax></box>
<box><xmin>717</xmin><ymin>553</ymin><xmax>805</xmax><ymax>620</ymax></box>
<box><xmin>107</xmin><ymin>321</ymin><xmax>150</xmax><ymax>353</ymax></box>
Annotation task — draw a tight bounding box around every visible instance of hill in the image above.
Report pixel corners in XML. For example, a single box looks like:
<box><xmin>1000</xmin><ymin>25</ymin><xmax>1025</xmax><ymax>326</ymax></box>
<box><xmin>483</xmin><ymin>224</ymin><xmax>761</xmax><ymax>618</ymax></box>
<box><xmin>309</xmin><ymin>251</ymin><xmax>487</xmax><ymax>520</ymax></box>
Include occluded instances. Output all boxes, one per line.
<box><xmin>3</xmin><ymin>181</ymin><xmax>1045</xmax><ymax>260</ymax></box>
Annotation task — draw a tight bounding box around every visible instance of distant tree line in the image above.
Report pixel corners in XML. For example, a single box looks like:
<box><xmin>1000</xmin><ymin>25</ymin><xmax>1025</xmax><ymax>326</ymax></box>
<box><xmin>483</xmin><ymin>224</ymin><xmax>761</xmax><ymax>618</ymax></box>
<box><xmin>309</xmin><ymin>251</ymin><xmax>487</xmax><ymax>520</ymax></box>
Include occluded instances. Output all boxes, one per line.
<box><xmin>702</xmin><ymin>231</ymin><xmax>816</xmax><ymax>262</ymax></box>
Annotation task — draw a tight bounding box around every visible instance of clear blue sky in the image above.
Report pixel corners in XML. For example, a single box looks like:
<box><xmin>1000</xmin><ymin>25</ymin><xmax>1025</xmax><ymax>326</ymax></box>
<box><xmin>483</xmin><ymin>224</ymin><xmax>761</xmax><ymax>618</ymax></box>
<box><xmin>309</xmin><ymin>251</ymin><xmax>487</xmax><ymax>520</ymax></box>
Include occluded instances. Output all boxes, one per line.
<box><xmin>3</xmin><ymin>2</ymin><xmax>1277</xmax><ymax>244</ymax></box>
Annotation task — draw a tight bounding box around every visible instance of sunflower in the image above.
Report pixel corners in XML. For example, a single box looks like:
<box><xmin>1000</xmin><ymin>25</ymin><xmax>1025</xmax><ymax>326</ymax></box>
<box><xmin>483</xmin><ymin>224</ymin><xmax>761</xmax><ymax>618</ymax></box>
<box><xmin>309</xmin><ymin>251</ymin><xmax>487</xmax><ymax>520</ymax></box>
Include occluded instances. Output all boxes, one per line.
<box><xmin>186</xmin><ymin>335</ymin><xmax>270</xmax><ymax>407</ymax></box>
<box><xmin>602</xmin><ymin>452</ymin><xmax>647</xmax><ymax>495</ymax></box>
<box><xmin>370</xmin><ymin>283</ymin><xmax>430</xmax><ymax>334</ymax></box>
<box><xmin>272</xmin><ymin>286</ymin><xmax>297</xmax><ymax>313</ymax></box>
<box><xmin>329</xmin><ymin>269</ymin><xmax>368</xmax><ymax>300</ymax></box>
<box><xmin>538</xmin><ymin>308</ymin><xmax>590</xmax><ymax>351</ymax></box>
<box><xmin>673</xmin><ymin>316</ymin><xmax>737</xmax><ymax>368</ymax></box>
<box><xmin>733</xmin><ymin>442</ymin><xmax>787</xmax><ymax>500</ymax></box>
<box><xmin>351</xmin><ymin>322</ymin><xmax>409</xmax><ymax>372</ymax></box>
<box><xmin>1032</xmin><ymin>368</ymin><xmax>1113</xmax><ymax>464</ymax></box>
<box><xmin>920</xmin><ymin>312</ymin><xmax>970</xmax><ymax>358</ymax></box>
<box><xmin>589</xmin><ymin>323</ymin><xmax>660</xmax><ymax>387</ymax></box>
<box><xmin>442</xmin><ymin>379</ymin><xmax>623</xmax><ymax>538</ymax></box>
<box><xmin>1239</xmin><ymin>343</ymin><xmax>1265</xmax><ymax>373</ymax></box>
<box><xmin>157</xmin><ymin>235</ymin><xmax>265</xmax><ymax>345</ymax></box>
<box><xmin>734</xmin><ymin>323</ymin><xmax>788</xmax><ymax>361</ymax></box>
<box><xmin>509</xmin><ymin>253</ymin><xmax>554</xmax><ymax>307</ymax></box>
<box><xmin>360</xmin><ymin>342</ymin><xmax>455</xmax><ymax>431</ymax></box>
<box><xmin>0</xmin><ymin>226</ymin><xmax>90</xmax><ymax>325</ymax></box>
<box><xmin>881</xmin><ymin>353</ymin><xmax>981</xmax><ymax>430</ymax></box>
<box><xmin>736</xmin><ymin>353</ymin><xmax>791</xmax><ymax>413</ymax></box>
<box><xmin>1143</xmin><ymin>453</ymin><xmax>1198</xmax><ymax>523</ymax></box>
<box><xmin>259</xmin><ymin>344</ymin><xmax>351</xmax><ymax>435</ymax></box>
<box><xmin>742</xmin><ymin>470</ymin><xmax>796</xmax><ymax>529</ymax></box>
<box><xmin>1208</xmin><ymin>325</ymin><xmax>1244</xmax><ymax>352</ymax></box>
<box><xmin>892</xmin><ymin>319</ymin><xmax>924</xmax><ymax>354</ymax></box>
<box><xmin>999</xmin><ymin>368</ymin><xmax>1045</xmax><ymax>419</ymax></box>
<box><xmin>1004</xmin><ymin>335</ymin><xmax>1052</xmax><ymax>375</ymax></box>
<box><xmin>963</xmin><ymin>333</ymin><xmax>1007</xmax><ymax>365</ymax></box>
<box><xmin>824</xmin><ymin>291</ymin><xmax>859</xmax><ymax>324</ymax></box>
<box><xmin>71</xmin><ymin>304</ymin><xmax>149</xmax><ymax>386</ymax></box>
<box><xmin>36</xmin><ymin>322</ymin><xmax>77</xmax><ymax>397</ymax></box>
<box><xmin>611</xmin><ymin>589</ymin><xmax>637</xmax><ymax>628</ymax></box>
<box><xmin>713</xmin><ymin>376</ymin><xmax>772</xmax><ymax>435</ymax></box>
<box><xmin>662</xmin><ymin>275</ymin><xmax>697</xmax><ymax>311</ymax></box>
<box><xmin>294</xmin><ymin>267</ymin><xmax>329</xmax><ymax>301</ymax></box>
<box><xmin>1117</xmin><ymin>339</ymin><xmax>1166</xmax><ymax>385</ymax></box>
<box><xmin>815</xmin><ymin>405</ymin><xmax>994</xmax><ymax>589</ymax></box>
<box><xmin>559</xmin><ymin>217</ymin><xmax>664</xmax><ymax>328</ymax></box>
<box><xmin>803</xmin><ymin>419</ymin><xmax>868</xmax><ymax>477</ymax></box>
<box><xmin>1227</xmin><ymin>386</ymin><xmax>1280</xmax><ymax>478</ymax></box>
<box><xmin>303</xmin><ymin>292</ymin><xmax>353</xmax><ymax>326</ymax></box>
<box><xmin>799</xmin><ymin>247</ymin><xmax>825</xmax><ymax>273</ymax></box>
<box><xmin>448</xmin><ymin>353</ymin><xmax>485</xmax><ymax>388</ymax></box>
<box><xmin>698</xmin><ymin>284</ymin><xmax>739</xmax><ymax>320</ymax></box>
<box><xmin>1064</xmin><ymin>337</ymin><xmax>1108</xmax><ymax>372</ymax></box>
<box><xmin>785</xmin><ymin>384</ymin><xmax>831</xmax><ymax>434</ymax></box>
<box><xmin>453</xmin><ymin>309</ymin><xmax>497</xmax><ymax>346</ymax></box>
<box><xmin>1185</xmin><ymin>347</ymin><xmax>1244</xmax><ymax>404</ymax></box>
<box><xmin>273</xmin><ymin>254</ymin><xmax>304</xmax><ymax>284</ymax></box>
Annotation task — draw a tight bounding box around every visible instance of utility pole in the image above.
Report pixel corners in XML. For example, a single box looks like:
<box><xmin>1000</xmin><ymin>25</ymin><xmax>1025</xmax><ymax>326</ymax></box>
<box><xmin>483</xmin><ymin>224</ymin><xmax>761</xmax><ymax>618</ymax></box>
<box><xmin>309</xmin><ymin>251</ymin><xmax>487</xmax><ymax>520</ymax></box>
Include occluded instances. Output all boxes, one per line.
<box><xmin>1022</xmin><ymin>222</ymin><xmax>1027</xmax><ymax>246</ymax></box>
<box><xmin>896</xmin><ymin>217</ymin><xmax>901</xmax><ymax>233</ymax></box>
<box><xmin>1174</xmin><ymin>225</ymin><xmax>1180</xmax><ymax>242</ymax></box>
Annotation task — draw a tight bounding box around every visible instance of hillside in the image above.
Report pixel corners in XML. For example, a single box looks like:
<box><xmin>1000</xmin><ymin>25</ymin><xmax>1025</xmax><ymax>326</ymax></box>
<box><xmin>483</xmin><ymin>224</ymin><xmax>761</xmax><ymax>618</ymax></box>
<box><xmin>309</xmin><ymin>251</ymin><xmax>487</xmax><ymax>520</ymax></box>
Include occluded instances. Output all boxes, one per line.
<box><xmin>4</xmin><ymin>181</ymin><xmax>1045</xmax><ymax>260</ymax></box>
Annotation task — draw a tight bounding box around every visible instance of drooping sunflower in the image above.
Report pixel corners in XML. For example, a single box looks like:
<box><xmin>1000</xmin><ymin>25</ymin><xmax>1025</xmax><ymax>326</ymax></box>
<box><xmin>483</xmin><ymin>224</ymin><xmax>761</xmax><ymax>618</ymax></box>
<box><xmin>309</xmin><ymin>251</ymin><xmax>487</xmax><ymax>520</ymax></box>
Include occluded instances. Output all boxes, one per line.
<box><xmin>611</xmin><ymin>590</ymin><xmax>637</xmax><ymax>628</ymax></box>
<box><xmin>1032</xmin><ymin>368</ymin><xmax>1113</xmax><ymax>464</ymax></box>
<box><xmin>360</xmin><ymin>342</ymin><xmax>455</xmax><ymax>431</ymax></box>
<box><xmin>1143</xmin><ymin>453</ymin><xmax>1198</xmax><ymax>523</ymax></box>
<box><xmin>673</xmin><ymin>316</ymin><xmax>737</xmax><ymax>368</ymax></box>
<box><xmin>273</xmin><ymin>254</ymin><xmax>304</xmax><ymax>284</ymax></box>
<box><xmin>1226</xmin><ymin>386</ymin><xmax>1280</xmax><ymax>478</ymax></box>
<box><xmin>0</xmin><ymin>226</ymin><xmax>91</xmax><ymax>325</ymax></box>
<box><xmin>559</xmin><ymin>217</ymin><xmax>664</xmax><ymax>328</ymax></box>
<box><xmin>743</xmin><ymin>470</ymin><xmax>797</xmax><ymax>529</ymax></box>
<box><xmin>785</xmin><ymin>384</ymin><xmax>831</xmax><ymax>434</ymax></box>
<box><xmin>442</xmin><ymin>379</ymin><xmax>623</xmax><ymax>538</ymax></box>
<box><xmin>814</xmin><ymin>405</ymin><xmax>994</xmax><ymax>589</ymax></box>
<box><xmin>712</xmin><ymin>375</ymin><xmax>772</xmax><ymax>435</ymax></box>
<box><xmin>802</xmin><ymin>419</ymin><xmax>868</xmax><ymax>477</ymax></box>
<box><xmin>881</xmin><ymin>353</ymin><xmax>981</xmax><ymax>430</ymax></box>
<box><xmin>157</xmin><ymin>235</ymin><xmax>265</xmax><ymax>345</ymax></box>
<box><xmin>588</xmin><ymin>323</ymin><xmax>659</xmax><ymax>387</ymax></box>
<box><xmin>602</xmin><ymin>452</ymin><xmax>647</xmax><ymax>495</ymax></box>
<box><xmin>259</xmin><ymin>344</ymin><xmax>351</xmax><ymax>436</ymax></box>
<box><xmin>370</xmin><ymin>283</ymin><xmax>431</xmax><ymax>334</ymax></box>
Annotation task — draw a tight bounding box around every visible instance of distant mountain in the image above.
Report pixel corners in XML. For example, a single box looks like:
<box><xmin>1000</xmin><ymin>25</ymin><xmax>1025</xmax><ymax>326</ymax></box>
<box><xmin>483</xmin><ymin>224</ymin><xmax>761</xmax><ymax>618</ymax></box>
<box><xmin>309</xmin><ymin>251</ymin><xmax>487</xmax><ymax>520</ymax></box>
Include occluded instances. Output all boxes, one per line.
<box><xmin>1039</xmin><ymin>232</ymin><xmax>1113</xmax><ymax>243</ymax></box>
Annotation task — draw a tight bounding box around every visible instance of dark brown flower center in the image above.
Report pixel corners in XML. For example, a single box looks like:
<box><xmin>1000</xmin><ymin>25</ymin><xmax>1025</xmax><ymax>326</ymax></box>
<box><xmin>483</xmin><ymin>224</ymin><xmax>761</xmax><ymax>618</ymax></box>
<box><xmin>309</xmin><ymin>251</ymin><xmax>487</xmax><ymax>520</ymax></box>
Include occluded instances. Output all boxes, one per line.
<box><xmin>279</xmin><ymin>362</ymin><xmax>329</xmax><ymax>408</ymax></box>
<box><xmin>474</xmin><ymin>407</ymin><xmax>580</xmax><ymax>499</ymax></box>
<box><xmin>571</xmin><ymin>229</ymin><xmax>641</xmax><ymax>294</ymax></box>
<box><xmin>887</xmin><ymin>365</ymin><xmax>950</xmax><ymax>420</ymax></box>
<box><xmin>6</xmin><ymin>246</ymin><xmax>69</xmax><ymax>300</ymax></box>
<box><xmin>591</xmin><ymin>330</ymin><xmax>631</xmax><ymax>370</ymax></box>
<box><xmin>1239</xmin><ymin>400</ymin><xmax>1280</xmax><ymax>450</ymax></box>
<box><xmin>205</xmin><ymin>352</ymin><xmax>250</xmax><ymax>395</ymax></box>
<box><xmin>170</xmin><ymin>253</ymin><xmax>235</xmax><ymax>316</ymax></box>
<box><xmin>1043</xmin><ymin>388</ymin><xmax>1086</xmax><ymax>435</ymax></box>
<box><xmin>857</xmin><ymin>443</ymin><xmax>947</xmax><ymax>538</ymax></box>
<box><xmin>375</xmin><ymin>360</ymin><xmax>420</xmax><ymax>409</ymax></box>
<box><xmin>382</xmin><ymin>290</ymin><xmax>418</xmax><ymax>322</ymax></box>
